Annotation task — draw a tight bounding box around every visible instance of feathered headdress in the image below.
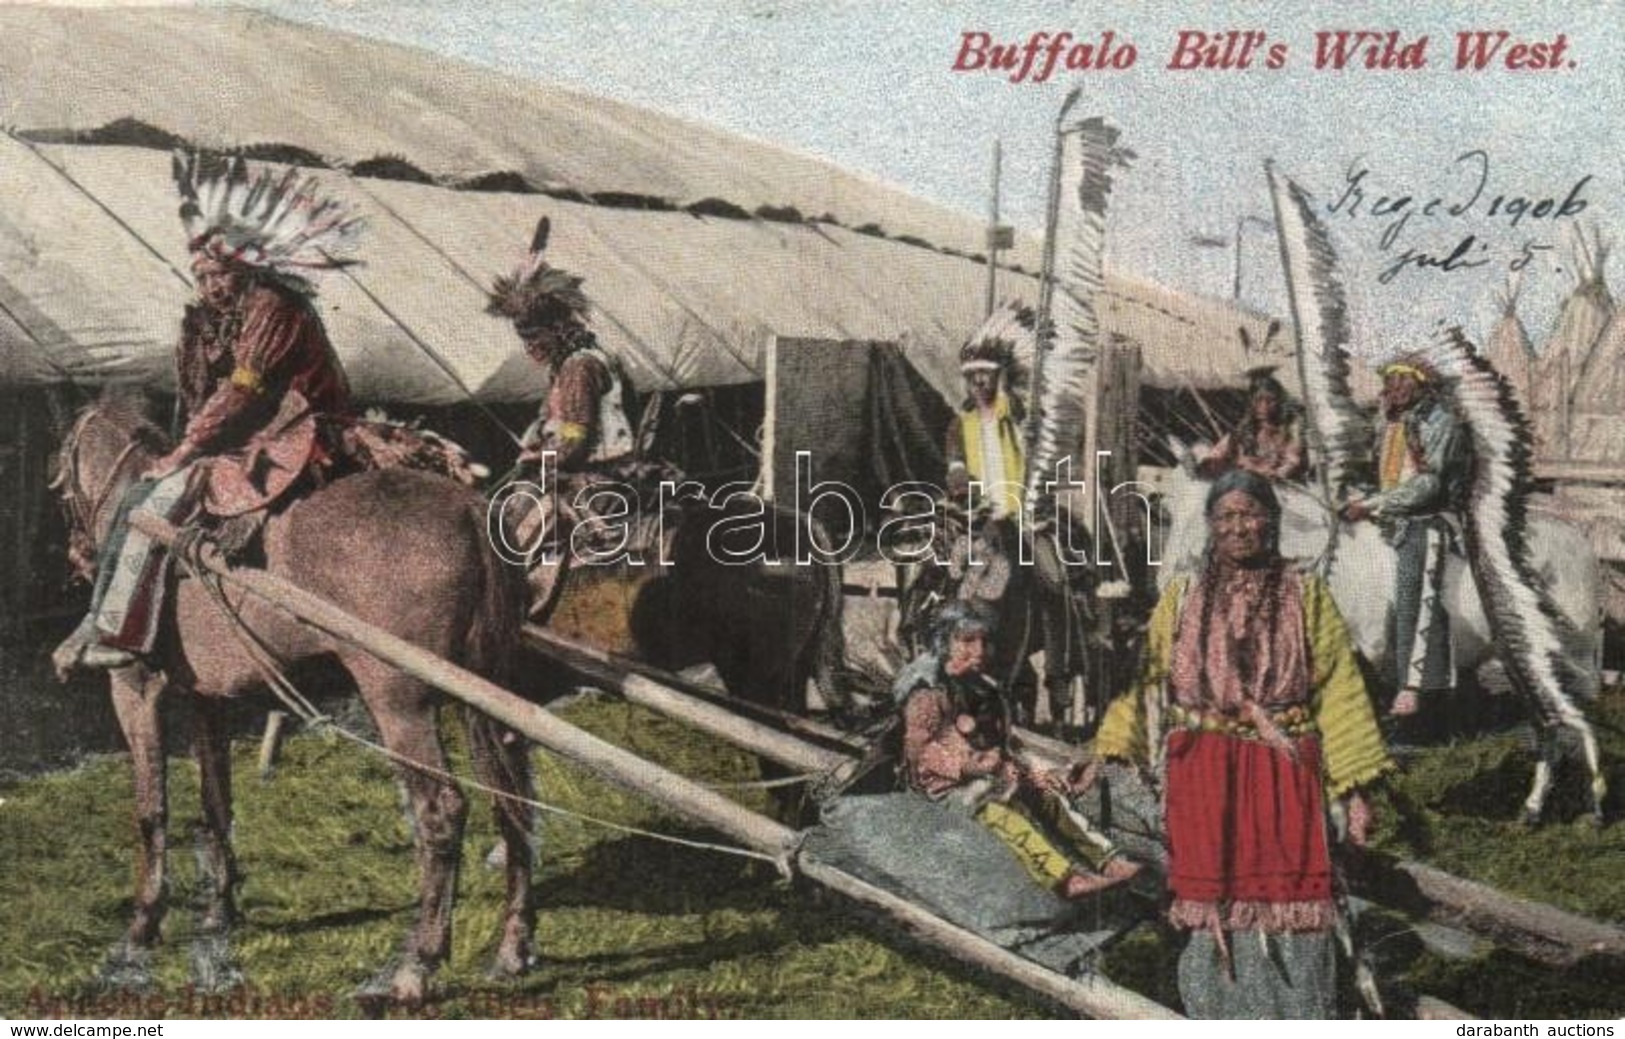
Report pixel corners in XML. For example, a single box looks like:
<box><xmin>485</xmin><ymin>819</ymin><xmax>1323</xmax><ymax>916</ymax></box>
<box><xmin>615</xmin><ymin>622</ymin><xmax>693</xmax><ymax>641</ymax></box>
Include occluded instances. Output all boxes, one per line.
<box><xmin>959</xmin><ymin>300</ymin><xmax>1035</xmax><ymax>373</ymax></box>
<box><xmin>486</xmin><ymin>217</ymin><xmax>591</xmax><ymax>329</ymax></box>
<box><xmin>173</xmin><ymin>152</ymin><xmax>363</xmax><ymax>290</ymax></box>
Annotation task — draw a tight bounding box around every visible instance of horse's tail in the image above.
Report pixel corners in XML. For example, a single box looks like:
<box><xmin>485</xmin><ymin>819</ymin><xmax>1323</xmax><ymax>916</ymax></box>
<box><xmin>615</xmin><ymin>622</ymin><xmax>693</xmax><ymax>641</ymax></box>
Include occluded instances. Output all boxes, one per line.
<box><xmin>461</xmin><ymin>502</ymin><xmax>523</xmax><ymax>689</ymax></box>
<box><xmin>810</xmin><ymin>548</ymin><xmax>850</xmax><ymax>711</ymax></box>
<box><xmin>459</xmin><ymin>502</ymin><xmax>534</xmax><ymax>842</ymax></box>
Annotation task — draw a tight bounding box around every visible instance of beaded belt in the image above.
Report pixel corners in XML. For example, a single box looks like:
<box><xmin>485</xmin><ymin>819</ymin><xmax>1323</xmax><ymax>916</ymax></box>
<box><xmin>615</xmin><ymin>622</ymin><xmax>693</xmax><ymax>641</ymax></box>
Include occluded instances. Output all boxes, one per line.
<box><xmin>1165</xmin><ymin>702</ymin><xmax>1315</xmax><ymax>741</ymax></box>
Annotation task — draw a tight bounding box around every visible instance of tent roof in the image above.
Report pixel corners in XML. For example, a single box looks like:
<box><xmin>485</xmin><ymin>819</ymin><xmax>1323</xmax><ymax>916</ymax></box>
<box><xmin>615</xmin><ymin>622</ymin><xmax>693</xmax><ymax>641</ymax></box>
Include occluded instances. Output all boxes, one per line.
<box><xmin>0</xmin><ymin>7</ymin><xmax>1297</xmax><ymax>406</ymax></box>
<box><xmin>1</xmin><ymin>141</ymin><xmax>1288</xmax><ymax>404</ymax></box>
<box><xmin>0</xmin><ymin>6</ymin><xmax>1040</xmax><ymax>271</ymax></box>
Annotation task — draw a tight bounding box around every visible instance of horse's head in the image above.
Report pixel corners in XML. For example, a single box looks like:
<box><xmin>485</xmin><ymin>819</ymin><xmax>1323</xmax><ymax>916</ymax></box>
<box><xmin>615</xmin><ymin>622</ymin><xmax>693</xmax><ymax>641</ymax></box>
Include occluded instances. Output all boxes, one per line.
<box><xmin>53</xmin><ymin>389</ymin><xmax>170</xmax><ymax>578</ymax></box>
<box><xmin>1155</xmin><ymin>441</ymin><xmax>1213</xmax><ymax>588</ymax></box>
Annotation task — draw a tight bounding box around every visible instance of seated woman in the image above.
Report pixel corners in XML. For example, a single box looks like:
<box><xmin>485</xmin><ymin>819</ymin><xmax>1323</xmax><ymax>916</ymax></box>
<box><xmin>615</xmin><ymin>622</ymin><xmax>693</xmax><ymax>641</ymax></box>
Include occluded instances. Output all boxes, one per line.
<box><xmin>1198</xmin><ymin>368</ymin><xmax>1308</xmax><ymax>483</ymax></box>
<box><xmin>1094</xmin><ymin>469</ymin><xmax>1392</xmax><ymax>1018</ymax></box>
<box><xmin>894</xmin><ymin>600</ymin><xmax>1139</xmax><ymax>899</ymax></box>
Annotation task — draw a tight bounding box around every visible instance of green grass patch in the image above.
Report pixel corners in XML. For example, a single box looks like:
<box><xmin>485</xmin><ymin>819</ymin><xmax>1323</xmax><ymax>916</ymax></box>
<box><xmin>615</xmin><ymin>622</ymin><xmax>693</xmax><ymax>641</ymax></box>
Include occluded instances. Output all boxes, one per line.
<box><xmin>0</xmin><ymin>697</ymin><xmax>1031</xmax><ymax>1019</ymax></box>
<box><xmin>2</xmin><ymin>690</ymin><xmax>1621</xmax><ymax>1018</ymax></box>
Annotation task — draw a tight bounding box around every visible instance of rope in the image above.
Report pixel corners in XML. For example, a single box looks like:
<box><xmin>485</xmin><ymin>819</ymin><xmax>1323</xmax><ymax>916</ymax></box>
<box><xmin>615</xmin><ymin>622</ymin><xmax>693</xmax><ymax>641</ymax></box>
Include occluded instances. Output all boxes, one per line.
<box><xmin>173</xmin><ymin>529</ymin><xmax>329</xmax><ymax>728</ymax></box>
<box><xmin>700</xmin><ymin>773</ymin><xmax>816</xmax><ymax>791</ymax></box>
<box><xmin>170</xmin><ymin>535</ymin><xmax>780</xmax><ymax>867</ymax></box>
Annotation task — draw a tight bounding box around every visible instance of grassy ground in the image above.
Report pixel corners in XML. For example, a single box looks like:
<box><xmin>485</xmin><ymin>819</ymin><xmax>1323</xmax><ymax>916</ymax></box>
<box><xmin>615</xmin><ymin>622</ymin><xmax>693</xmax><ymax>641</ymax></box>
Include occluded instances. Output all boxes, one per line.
<box><xmin>1</xmin><ymin>689</ymin><xmax>1621</xmax><ymax>1019</ymax></box>
<box><xmin>0</xmin><ymin>697</ymin><xmax>1035</xmax><ymax>1020</ymax></box>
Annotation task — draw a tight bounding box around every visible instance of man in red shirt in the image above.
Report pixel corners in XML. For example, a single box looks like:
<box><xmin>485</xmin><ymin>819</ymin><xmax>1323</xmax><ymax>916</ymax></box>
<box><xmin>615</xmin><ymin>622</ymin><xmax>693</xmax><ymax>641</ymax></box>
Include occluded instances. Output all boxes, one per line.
<box><xmin>54</xmin><ymin>161</ymin><xmax>359</xmax><ymax>675</ymax></box>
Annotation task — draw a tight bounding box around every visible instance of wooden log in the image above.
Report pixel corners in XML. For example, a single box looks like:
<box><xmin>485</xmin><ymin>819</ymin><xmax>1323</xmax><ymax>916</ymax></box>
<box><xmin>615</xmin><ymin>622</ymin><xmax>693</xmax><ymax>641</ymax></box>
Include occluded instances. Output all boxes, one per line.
<box><xmin>522</xmin><ymin>627</ymin><xmax>848</xmax><ymax>775</ymax></box>
<box><xmin>1413</xmin><ymin>995</ymin><xmax>1476</xmax><ymax>1020</ymax></box>
<box><xmin>524</xmin><ymin>623</ymin><xmax>1084</xmax><ymax>768</ymax></box>
<box><xmin>131</xmin><ymin>510</ymin><xmax>1180</xmax><ymax>1019</ymax></box>
<box><xmin>258</xmin><ymin>709</ymin><xmax>288</xmax><ymax>780</ymax></box>
<box><xmin>523</xmin><ymin>623</ymin><xmax>864</xmax><ymax>753</ymax></box>
<box><xmin>1347</xmin><ymin>850</ymin><xmax>1625</xmax><ymax>967</ymax></box>
<box><xmin>799</xmin><ymin>855</ymin><xmax>1182</xmax><ymax>1020</ymax></box>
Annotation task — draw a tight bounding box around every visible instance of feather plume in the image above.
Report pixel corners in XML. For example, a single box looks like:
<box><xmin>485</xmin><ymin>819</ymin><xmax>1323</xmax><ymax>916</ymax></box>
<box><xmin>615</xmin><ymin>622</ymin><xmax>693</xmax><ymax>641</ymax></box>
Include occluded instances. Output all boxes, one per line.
<box><xmin>173</xmin><ymin>150</ymin><xmax>363</xmax><ymax>285</ymax></box>
<box><xmin>1426</xmin><ymin>329</ymin><xmax>1598</xmax><ymax>726</ymax></box>
<box><xmin>1266</xmin><ymin>164</ymin><xmax>1372</xmax><ymax>505</ymax></box>
<box><xmin>486</xmin><ymin>215</ymin><xmax>591</xmax><ymax>323</ymax></box>
<box><xmin>1023</xmin><ymin>116</ymin><xmax>1131</xmax><ymax>518</ymax></box>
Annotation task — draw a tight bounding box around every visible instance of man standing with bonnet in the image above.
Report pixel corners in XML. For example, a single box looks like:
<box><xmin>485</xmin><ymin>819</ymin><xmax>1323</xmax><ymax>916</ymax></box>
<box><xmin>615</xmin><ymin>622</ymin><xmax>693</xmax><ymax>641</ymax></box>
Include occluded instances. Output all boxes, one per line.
<box><xmin>1340</xmin><ymin>355</ymin><xmax>1471</xmax><ymax>718</ymax></box>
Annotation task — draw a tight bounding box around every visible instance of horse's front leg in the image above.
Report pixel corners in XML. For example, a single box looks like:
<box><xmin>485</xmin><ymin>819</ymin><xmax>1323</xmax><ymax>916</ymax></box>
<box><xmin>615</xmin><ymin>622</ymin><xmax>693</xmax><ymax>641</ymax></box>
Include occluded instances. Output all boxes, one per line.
<box><xmin>104</xmin><ymin>666</ymin><xmax>167</xmax><ymax>988</ymax></box>
<box><xmin>190</xmin><ymin>695</ymin><xmax>244</xmax><ymax>991</ymax></box>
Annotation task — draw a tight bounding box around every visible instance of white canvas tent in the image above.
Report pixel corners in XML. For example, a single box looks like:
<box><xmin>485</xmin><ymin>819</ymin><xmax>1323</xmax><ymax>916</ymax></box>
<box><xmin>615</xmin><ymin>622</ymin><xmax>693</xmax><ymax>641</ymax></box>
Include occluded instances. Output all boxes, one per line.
<box><xmin>0</xmin><ymin>5</ymin><xmax>1302</xmax><ymax>411</ymax></box>
<box><xmin>1</xmin><ymin>139</ymin><xmax>1291</xmax><ymax>411</ymax></box>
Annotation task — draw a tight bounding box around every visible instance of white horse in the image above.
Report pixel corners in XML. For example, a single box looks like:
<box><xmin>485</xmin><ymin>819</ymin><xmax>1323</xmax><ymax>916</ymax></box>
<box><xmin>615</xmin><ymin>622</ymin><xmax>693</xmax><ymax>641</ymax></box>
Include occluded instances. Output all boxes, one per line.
<box><xmin>1156</xmin><ymin>441</ymin><xmax>1605</xmax><ymax>824</ymax></box>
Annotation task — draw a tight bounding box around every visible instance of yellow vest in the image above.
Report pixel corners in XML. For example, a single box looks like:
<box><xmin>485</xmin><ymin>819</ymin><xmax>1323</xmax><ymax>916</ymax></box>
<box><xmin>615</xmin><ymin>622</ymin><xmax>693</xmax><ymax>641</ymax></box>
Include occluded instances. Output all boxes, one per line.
<box><xmin>959</xmin><ymin>394</ymin><xmax>1026</xmax><ymax>517</ymax></box>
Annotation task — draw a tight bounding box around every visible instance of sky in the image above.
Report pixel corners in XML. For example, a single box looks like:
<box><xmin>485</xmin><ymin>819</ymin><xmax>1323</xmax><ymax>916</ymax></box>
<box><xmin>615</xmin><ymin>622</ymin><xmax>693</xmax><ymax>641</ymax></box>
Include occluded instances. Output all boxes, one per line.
<box><xmin>230</xmin><ymin>0</ymin><xmax>1625</xmax><ymax>361</ymax></box>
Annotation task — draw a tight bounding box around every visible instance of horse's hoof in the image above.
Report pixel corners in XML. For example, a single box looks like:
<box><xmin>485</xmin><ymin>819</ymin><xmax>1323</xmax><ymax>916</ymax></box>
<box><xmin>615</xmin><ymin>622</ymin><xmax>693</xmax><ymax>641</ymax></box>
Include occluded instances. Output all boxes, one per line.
<box><xmin>1521</xmin><ymin>809</ymin><xmax>1543</xmax><ymax>829</ymax></box>
<box><xmin>488</xmin><ymin>950</ymin><xmax>540</xmax><ymax>980</ymax></box>
<box><xmin>96</xmin><ymin>941</ymin><xmax>154</xmax><ymax>992</ymax></box>
<box><xmin>189</xmin><ymin>932</ymin><xmax>244</xmax><ymax>993</ymax></box>
<box><xmin>1589</xmin><ymin>812</ymin><xmax>1607</xmax><ymax>831</ymax></box>
<box><xmin>356</xmin><ymin>955</ymin><xmax>432</xmax><ymax>1009</ymax></box>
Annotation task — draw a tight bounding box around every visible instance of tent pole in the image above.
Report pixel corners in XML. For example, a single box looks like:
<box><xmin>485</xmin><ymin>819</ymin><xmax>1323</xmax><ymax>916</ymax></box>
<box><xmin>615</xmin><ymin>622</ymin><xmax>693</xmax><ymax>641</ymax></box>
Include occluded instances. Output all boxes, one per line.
<box><xmin>985</xmin><ymin>138</ymin><xmax>1001</xmax><ymax>318</ymax></box>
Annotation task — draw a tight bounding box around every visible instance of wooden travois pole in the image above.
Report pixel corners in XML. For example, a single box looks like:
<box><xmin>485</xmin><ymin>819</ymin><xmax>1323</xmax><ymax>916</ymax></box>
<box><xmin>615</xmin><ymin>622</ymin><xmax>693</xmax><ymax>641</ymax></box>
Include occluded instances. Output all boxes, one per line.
<box><xmin>127</xmin><ymin>509</ymin><xmax>795</xmax><ymax>859</ymax></box>
<box><xmin>522</xmin><ymin>624</ymin><xmax>850</xmax><ymax>775</ymax></box>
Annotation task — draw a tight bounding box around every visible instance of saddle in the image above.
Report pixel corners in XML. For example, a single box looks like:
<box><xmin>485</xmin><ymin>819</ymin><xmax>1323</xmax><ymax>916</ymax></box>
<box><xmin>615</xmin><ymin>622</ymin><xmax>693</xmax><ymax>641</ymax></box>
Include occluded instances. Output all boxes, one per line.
<box><xmin>501</xmin><ymin>463</ymin><xmax>685</xmax><ymax>621</ymax></box>
<box><xmin>198</xmin><ymin>392</ymin><xmax>319</xmax><ymax>519</ymax></box>
<box><xmin>197</xmin><ymin>398</ymin><xmax>489</xmax><ymax>563</ymax></box>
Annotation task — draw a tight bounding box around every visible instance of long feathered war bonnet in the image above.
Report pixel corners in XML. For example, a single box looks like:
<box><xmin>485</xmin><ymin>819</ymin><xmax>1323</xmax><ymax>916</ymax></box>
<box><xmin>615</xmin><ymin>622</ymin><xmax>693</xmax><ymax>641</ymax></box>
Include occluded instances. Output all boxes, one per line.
<box><xmin>173</xmin><ymin>151</ymin><xmax>364</xmax><ymax>292</ymax></box>
<box><xmin>959</xmin><ymin>300</ymin><xmax>1035</xmax><ymax>374</ymax></box>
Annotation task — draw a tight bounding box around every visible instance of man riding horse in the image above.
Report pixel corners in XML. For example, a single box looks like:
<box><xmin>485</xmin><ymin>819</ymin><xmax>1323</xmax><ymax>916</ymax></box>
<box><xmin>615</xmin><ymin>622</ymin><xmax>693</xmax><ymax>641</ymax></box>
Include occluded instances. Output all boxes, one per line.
<box><xmin>931</xmin><ymin>303</ymin><xmax>1095</xmax><ymax>730</ymax></box>
<box><xmin>49</xmin><ymin>157</ymin><xmax>538</xmax><ymax>1001</ymax></box>
<box><xmin>1197</xmin><ymin>366</ymin><xmax>1308</xmax><ymax>484</ymax></box>
<box><xmin>485</xmin><ymin>218</ymin><xmax>680</xmax><ymax>597</ymax></box>
<box><xmin>53</xmin><ymin>156</ymin><xmax>361</xmax><ymax>676</ymax></box>
<box><xmin>1340</xmin><ymin>355</ymin><xmax>1471</xmax><ymax>719</ymax></box>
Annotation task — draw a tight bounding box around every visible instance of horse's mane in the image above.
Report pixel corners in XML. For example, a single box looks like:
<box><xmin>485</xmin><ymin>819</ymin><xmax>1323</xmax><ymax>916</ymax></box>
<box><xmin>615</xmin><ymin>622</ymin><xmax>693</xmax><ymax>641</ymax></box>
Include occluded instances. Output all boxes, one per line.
<box><xmin>54</xmin><ymin>387</ymin><xmax>169</xmax><ymax>492</ymax></box>
<box><xmin>94</xmin><ymin>387</ymin><xmax>169</xmax><ymax>443</ymax></box>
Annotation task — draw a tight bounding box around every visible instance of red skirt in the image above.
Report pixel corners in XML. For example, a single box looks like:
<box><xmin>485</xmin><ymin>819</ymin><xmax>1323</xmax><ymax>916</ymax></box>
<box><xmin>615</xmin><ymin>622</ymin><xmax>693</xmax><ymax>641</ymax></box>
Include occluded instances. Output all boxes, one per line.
<box><xmin>1164</xmin><ymin>729</ymin><xmax>1332</xmax><ymax>912</ymax></box>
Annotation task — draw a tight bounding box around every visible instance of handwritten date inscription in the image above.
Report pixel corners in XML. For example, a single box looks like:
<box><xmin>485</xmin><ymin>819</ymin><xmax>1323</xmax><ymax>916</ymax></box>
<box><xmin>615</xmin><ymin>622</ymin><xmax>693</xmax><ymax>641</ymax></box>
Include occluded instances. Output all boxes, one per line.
<box><xmin>1327</xmin><ymin>150</ymin><xmax>1591</xmax><ymax>284</ymax></box>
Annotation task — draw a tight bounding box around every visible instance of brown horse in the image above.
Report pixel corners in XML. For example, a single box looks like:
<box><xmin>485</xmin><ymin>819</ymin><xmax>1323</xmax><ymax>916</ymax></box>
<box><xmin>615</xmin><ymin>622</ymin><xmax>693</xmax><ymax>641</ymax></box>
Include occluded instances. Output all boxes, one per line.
<box><xmin>54</xmin><ymin>392</ymin><xmax>532</xmax><ymax>1004</ymax></box>
<box><xmin>625</xmin><ymin>494</ymin><xmax>855</xmax><ymax>721</ymax></box>
<box><xmin>509</xmin><ymin>480</ymin><xmax>856</xmax><ymax>725</ymax></box>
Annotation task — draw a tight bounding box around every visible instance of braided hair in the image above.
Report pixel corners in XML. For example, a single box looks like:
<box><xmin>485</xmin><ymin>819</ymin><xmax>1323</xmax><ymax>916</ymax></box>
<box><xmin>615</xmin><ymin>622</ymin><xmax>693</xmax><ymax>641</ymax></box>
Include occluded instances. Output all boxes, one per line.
<box><xmin>1194</xmin><ymin>469</ymin><xmax>1289</xmax><ymax>704</ymax></box>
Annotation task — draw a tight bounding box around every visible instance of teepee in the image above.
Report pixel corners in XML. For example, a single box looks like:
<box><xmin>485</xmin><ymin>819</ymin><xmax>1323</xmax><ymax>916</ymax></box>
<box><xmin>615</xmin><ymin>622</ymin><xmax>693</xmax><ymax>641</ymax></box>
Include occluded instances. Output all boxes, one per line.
<box><xmin>1573</xmin><ymin>305</ymin><xmax>1625</xmax><ymax>413</ymax></box>
<box><xmin>1537</xmin><ymin>225</ymin><xmax>1612</xmax><ymax>451</ymax></box>
<box><xmin>1486</xmin><ymin>274</ymin><xmax>1537</xmax><ymax>417</ymax></box>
